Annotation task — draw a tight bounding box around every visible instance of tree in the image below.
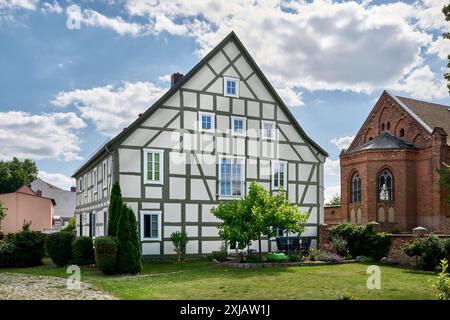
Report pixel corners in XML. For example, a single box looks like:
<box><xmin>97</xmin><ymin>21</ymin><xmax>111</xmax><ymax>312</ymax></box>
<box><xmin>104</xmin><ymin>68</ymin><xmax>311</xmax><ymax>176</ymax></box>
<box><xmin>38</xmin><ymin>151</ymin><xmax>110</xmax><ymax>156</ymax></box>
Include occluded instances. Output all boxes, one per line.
<box><xmin>59</xmin><ymin>215</ymin><xmax>76</xmax><ymax>233</ymax></box>
<box><xmin>108</xmin><ymin>182</ymin><xmax>123</xmax><ymax>237</ymax></box>
<box><xmin>327</xmin><ymin>194</ymin><xmax>341</xmax><ymax>206</ymax></box>
<box><xmin>443</xmin><ymin>2</ymin><xmax>450</xmax><ymax>93</ymax></box>
<box><xmin>116</xmin><ymin>204</ymin><xmax>142</xmax><ymax>274</ymax></box>
<box><xmin>0</xmin><ymin>201</ymin><xmax>7</xmax><ymax>231</ymax></box>
<box><xmin>171</xmin><ymin>231</ymin><xmax>189</xmax><ymax>262</ymax></box>
<box><xmin>212</xmin><ymin>182</ymin><xmax>309</xmax><ymax>262</ymax></box>
<box><xmin>0</xmin><ymin>158</ymin><xmax>38</xmax><ymax>194</ymax></box>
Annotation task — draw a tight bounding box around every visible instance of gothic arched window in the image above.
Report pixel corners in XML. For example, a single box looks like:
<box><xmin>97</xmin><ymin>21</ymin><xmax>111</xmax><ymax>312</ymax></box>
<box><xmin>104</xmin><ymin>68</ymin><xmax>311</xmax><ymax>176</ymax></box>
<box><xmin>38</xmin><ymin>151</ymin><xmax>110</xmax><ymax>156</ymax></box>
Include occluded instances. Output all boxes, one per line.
<box><xmin>351</xmin><ymin>173</ymin><xmax>361</xmax><ymax>203</ymax></box>
<box><xmin>378</xmin><ymin>169</ymin><xmax>393</xmax><ymax>201</ymax></box>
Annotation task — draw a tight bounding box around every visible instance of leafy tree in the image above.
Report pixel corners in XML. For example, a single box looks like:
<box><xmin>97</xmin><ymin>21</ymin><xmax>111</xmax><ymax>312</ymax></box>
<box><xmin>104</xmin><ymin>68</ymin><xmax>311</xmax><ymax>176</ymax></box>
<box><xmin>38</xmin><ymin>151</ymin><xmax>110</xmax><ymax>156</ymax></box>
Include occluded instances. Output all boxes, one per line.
<box><xmin>443</xmin><ymin>2</ymin><xmax>450</xmax><ymax>93</ymax></box>
<box><xmin>432</xmin><ymin>259</ymin><xmax>450</xmax><ymax>300</ymax></box>
<box><xmin>116</xmin><ymin>204</ymin><xmax>142</xmax><ymax>274</ymax></box>
<box><xmin>171</xmin><ymin>231</ymin><xmax>189</xmax><ymax>262</ymax></box>
<box><xmin>0</xmin><ymin>158</ymin><xmax>38</xmax><ymax>194</ymax></box>
<box><xmin>212</xmin><ymin>182</ymin><xmax>309</xmax><ymax>262</ymax></box>
<box><xmin>108</xmin><ymin>182</ymin><xmax>123</xmax><ymax>237</ymax></box>
<box><xmin>59</xmin><ymin>215</ymin><xmax>76</xmax><ymax>233</ymax></box>
<box><xmin>327</xmin><ymin>194</ymin><xmax>341</xmax><ymax>206</ymax></box>
<box><xmin>0</xmin><ymin>201</ymin><xmax>7</xmax><ymax>231</ymax></box>
<box><xmin>439</xmin><ymin>166</ymin><xmax>450</xmax><ymax>203</ymax></box>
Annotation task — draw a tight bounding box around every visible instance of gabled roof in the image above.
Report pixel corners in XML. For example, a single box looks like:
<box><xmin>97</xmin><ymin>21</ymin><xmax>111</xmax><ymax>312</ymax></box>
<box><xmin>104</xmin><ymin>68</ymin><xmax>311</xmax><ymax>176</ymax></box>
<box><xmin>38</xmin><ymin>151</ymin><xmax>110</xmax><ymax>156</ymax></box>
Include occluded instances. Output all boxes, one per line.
<box><xmin>344</xmin><ymin>132</ymin><xmax>417</xmax><ymax>155</ymax></box>
<box><xmin>392</xmin><ymin>94</ymin><xmax>450</xmax><ymax>143</ymax></box>
<box><xmin>72</xmin><ymin>31</ymin><xmax>327</xmax><ymax>177</ymax></box>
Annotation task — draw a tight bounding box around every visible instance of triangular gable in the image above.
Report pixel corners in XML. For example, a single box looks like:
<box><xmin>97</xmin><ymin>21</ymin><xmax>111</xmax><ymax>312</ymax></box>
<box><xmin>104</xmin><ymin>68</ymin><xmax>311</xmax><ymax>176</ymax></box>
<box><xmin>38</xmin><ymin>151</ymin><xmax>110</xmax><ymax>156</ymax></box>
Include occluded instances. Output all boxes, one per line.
<box><xmin>73</xmin><ymin>31</ymin><xmax>327</xmax><ymax>177</ymax></box>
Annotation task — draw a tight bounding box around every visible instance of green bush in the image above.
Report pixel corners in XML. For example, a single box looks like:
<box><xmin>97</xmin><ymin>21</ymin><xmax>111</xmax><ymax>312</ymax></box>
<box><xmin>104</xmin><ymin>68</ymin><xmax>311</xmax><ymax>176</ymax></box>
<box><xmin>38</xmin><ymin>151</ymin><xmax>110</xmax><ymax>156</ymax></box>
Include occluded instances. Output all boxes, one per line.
<box><xmin>0</xmin><ymin>241</ymin><xmax>15</xmax><ymax>267</ymax></box>
<box><xmin>211</xmin><ymin>243</ymin><xmax>228</xmax><ymax>262</ymax></box>
<box><xmin>11</xmin><ymin>230</ymin><xmax>45</xmax><ymax>267</ymax></box>
<box><xmin>329</xmin><ymin>223</ymin><xmax>392</xmax><ymax>260</ymax></box>
<box><xmin>94</xmin><ymin>236</ymin><xmax>118</xmax><ymax>274</ymax></box>
<box><xmin>443</xmin><ymin>238</ymin><xmax>450</xmax><ymax>259</ymax></box>
<box><xmin>403</xmin><ymin>235</ymin><xmax>445</xmax><ymax>270</ymax></box>
<box><xmin>432</xmin><ymin>259</ymin><xmax>450</xmax><ymax>300</ymax></box>
<box><xmin>60</xmin><ymin>216</ymin><xmax>76</xmax><ymax>234</ymax></box>
<box><xmin>288</xmin><ymin>253</ymin><xmax>301</xmax><ymax>262</ymax></box>
<box><xmin>72</xmin><ymin>236</ymin><xmax>95</xmax><ymax>265</ymax></box>
<box><xmin>245</xmin><ymin>252</ymin><xmax>262</xmax><ymax>263</ymax></box>
<box><xmin>308</xmin><ymin>248</ymin><xmax>321</xmax><ymax>261</ymax></box>
<box><xmin>116</xmin><ymin>205</ymin><xmax>142</xmax><ymax>274</ymax></box>
<box><xmin>330</xmin><ymin>236</ymin><xmax>348</xmax><ymax>257</ymax></box>
<box><xmin>45</xmin><ymin>232</ymin><xmax>75</xmax><ymax>266</ymax></box>
<box><xmin>171</xmin><ymin>231</ymin><xmax>189</xmax><ymax>262</ymax></box>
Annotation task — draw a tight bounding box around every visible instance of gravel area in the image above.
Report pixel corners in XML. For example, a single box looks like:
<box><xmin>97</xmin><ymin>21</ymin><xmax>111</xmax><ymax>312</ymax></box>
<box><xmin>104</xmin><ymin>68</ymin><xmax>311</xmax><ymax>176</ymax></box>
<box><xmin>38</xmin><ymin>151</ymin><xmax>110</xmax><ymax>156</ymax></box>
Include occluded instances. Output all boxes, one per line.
<box><xmin>0</xmin><ymin>273</ymin><xmax>117</xmax><ymax>300</ymax></box>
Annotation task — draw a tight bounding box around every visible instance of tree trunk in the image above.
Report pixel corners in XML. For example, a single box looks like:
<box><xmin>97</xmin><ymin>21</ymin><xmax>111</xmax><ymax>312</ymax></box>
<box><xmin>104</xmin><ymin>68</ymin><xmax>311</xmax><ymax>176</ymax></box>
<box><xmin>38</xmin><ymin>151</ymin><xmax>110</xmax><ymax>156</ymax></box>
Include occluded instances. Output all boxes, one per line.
<box><xmin>258</xmin><ymin>235</ymin><xmax>262</xmax><ymax>263</ymax></box>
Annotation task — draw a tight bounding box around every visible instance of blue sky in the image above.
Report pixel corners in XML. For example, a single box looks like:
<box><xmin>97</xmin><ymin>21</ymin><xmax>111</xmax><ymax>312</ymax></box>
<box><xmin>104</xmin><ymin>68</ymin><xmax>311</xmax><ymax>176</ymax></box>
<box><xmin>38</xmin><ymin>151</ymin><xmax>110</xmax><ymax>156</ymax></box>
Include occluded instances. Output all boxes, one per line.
<box><xmin>0</xmin><ymin>0</ymin><xmax>449</xmax><ymax>201</ymax></box>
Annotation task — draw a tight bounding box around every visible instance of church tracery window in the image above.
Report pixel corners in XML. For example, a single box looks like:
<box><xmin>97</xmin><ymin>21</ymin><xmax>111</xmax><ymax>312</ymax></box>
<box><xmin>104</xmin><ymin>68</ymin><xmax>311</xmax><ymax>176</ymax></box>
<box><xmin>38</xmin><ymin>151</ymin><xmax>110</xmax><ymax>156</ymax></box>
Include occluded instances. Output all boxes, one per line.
<box><xmin>378</xmin><ymin>169</ymin><xmax>393</xmax><ymax>201</ymax></box>
<box><xmin>351</xmin><ymin>172</ymin><xmax>361</xmax><ymax>203</ymax></box>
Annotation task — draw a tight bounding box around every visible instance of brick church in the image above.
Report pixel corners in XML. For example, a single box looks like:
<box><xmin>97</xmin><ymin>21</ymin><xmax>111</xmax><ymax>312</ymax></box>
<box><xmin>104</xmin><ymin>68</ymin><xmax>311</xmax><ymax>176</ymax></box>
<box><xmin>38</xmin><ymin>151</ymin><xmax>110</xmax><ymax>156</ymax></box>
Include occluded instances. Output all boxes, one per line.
<box><xmin>337</xmin><ymin>90</ymin><xmax>450</xmax><ymax>233</ymax></box>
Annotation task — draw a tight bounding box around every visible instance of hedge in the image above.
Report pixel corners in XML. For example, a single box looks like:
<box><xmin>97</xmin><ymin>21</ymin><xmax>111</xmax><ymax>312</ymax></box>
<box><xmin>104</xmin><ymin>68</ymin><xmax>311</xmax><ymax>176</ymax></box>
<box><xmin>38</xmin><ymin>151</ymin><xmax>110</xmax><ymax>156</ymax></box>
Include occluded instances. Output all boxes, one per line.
<box><xmin>45</xmin><ymin>231</ymin><xmax>75</xmax><ymax>266</ymax></box>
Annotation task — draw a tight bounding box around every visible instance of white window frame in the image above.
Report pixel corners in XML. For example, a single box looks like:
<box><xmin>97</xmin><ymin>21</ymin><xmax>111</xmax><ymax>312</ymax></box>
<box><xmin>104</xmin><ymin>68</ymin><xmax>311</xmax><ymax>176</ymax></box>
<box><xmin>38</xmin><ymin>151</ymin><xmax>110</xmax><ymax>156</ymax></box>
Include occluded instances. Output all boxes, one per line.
<box><xmin>84</xmin><ymin>176</ymin><xmax>87</xmax><ymax>198</ymax></box>
<box><xmin>218</xmin><ymin>156</ymin><xmax>246</xmax><ymax>199</ymax></box>
<box><xmin>223</xmin><ymin>76</ymin><xmax>239</xmax><ymax>98</ymax></box>
<box><xmin>93</xmin><ymin>168</ymin><xmax>97</xmax><ymax>194</ymax></box>
<box><xmin>261</xmin><ymin>120</ymin><xmax>276</xmax><ymax>140</ymax></box>
<box><xmin>143</xmin><ymin>148</ymin><xmax>164</xmax><ymax>185</ymax></box>
<box><xmin>198</xmin><ymin>112</ymin><xmax>215</xmax><ymax>133</ymax></box>
<box><xmin>231</xmin><ymin>116</ymin><xmax>247</xmax><ymax>137</ymax></box>
<box><xmin>102</xmin><ymin>160</ymin><xmax>108</xmax><ymax>190</ymax></box>
<box><xmin>271</xmin><ymin>160</ymin><xmax>288</xmax><ymax>190</ymax></box>
<box><xmin>140</xmin><ymin>210</ymin><xmax>162</xmax><ymax>241</ymax></box>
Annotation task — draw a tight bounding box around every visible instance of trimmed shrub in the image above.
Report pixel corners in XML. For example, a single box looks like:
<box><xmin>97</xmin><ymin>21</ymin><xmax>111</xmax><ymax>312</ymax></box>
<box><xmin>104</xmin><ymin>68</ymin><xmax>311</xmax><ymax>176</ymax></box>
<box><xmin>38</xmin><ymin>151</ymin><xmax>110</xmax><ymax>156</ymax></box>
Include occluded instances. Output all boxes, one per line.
<box><xmin>171</xmin><ymin>231</ymin><xmax>189</xmax><ymax>262</ymax></box>
<box><xmin>288</xmin><ymin>253</ymin><xmax>301</xmax><ymax>262</ymax></box>
<box><xmin>72</xmin><ymin>236</ymin><xmax>95</xmax><ymax>265</ymax></box>
<box><xmin>94</xmin><ymin>236</ymin><xmax>118</xmax><ymax>274</ymax></box>
<box><xmin>45</xmin><ymin>231</ymin><xmax>75</xmax><ymax>266</ymax></box>
<box><xmin>443</xmin><ymin>238</ymin><xmax>450</xmax><ymax>259</ymax></box>
<box><xmin>245</xmin><ymin>252</ymin><xmax>262</xmax><ymax>263</ymax></box>
<box><xmin>329</xmin><ymin>223</ymin><xmax>392</xmax><ymax>260</ymax></box>
<box><xmin>116</xmin><ymin>205</ymin><xmax>142</xmax><ymax>274</ymax></box>
<box><xmin>11</xmin><ymin>230</ymin><xmax>45</xmax><ymax>267</ymax></box>
<box><xmin>108</xmin><ymin>182</ymin><xmax>123</xmax><ymax>237</ymax></box>
<box><xmin>0</xmin><ymin>241</ymin><xmax>15</xmax><ymax>268</ymax></box>
<box><xmin>403</xmin><ymin>235</ymin><xmax>445</xmax><ymax>270</ymax></box>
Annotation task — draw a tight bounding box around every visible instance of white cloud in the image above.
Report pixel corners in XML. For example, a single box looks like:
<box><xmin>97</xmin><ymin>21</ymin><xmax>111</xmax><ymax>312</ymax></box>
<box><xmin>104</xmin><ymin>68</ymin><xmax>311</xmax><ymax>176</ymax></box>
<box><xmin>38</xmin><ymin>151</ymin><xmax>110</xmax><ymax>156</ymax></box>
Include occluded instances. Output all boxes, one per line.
<box><xmin>416</xmin><ymin>0</ymin><xmax>450</xmax><ymax>31</ymax></box>
<box><xmin>159</xmin><ymin>74</ymin><xmax>171</xmax><ymax>82</ymax></box>
<box><xmin>324</xmin><ymin>185</ymin><xmax>341</xmax><ymax>204</ymax></box>
<box><xmin>391</xmin><ymin>65</ymin><xmax>449</xmax><ymax>100</ymax></box>
<box><xmin>324</xmin><ymin>158</ymin><xmax>340</xmax><ymax>177</ymax></box>
<box><xmin>330</xmin><ymin>135</ymin><xmax>355</xmax><ymax>151</ymax></box>
<box><xmin>0</xmin><ymin>0</ymin><xmax>37</xmax><ymax>10</ymax></box>
<box><xmin>122</xmin><ymin>0</ymin><xmax>436</xmax><ymax>95</ymax></box>
<box><xmin>428</xmin><ymin>37</ymin><xmax>450</xmax><ymax>60</ymax></box>
<box><xmin>0</xmin><ymin>111</ymin><xmax>85</xmax><ymax>161</ymax></box>
<box><xmin>66</xmin><ymin>4</ymin><xmax>142</xmax><ymax>36</ymax></box>
<box><xmin>52</xmin><ymin>81</ymin><xmax>167</xmax><ymax>136</ymax></box>
<box><xmin>38</xmin><ymin>171</ymin><xmax>75</xmax><ymax>190</ymax></box>
<box><xmin>41</xmin><ymin>1</ymin><xmax>62</xmax><ymax>14</ymax></box>
<box><xmin>276</xmin><ymin>87</ymin><xmax>304</xmax><ymax>107</ymax></box>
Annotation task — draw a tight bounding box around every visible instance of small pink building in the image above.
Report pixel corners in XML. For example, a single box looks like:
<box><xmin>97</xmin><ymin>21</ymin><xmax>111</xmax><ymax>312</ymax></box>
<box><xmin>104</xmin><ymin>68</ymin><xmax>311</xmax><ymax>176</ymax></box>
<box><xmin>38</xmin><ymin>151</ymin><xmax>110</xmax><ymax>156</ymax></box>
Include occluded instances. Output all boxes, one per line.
<box><xmin>0</xmin><ymin>185</ymin><xmax>55</xmax><ymax>234</ymax></box>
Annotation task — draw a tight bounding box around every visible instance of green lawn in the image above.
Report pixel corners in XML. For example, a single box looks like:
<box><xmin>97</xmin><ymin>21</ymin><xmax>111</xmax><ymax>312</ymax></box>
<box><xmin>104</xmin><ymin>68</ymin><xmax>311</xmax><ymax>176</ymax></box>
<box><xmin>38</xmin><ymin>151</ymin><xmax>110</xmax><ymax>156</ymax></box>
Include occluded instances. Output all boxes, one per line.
<box><xmin>0</xmin><ymin>259</ymin><xmax>438</xmax><ymax>300</ymax></box>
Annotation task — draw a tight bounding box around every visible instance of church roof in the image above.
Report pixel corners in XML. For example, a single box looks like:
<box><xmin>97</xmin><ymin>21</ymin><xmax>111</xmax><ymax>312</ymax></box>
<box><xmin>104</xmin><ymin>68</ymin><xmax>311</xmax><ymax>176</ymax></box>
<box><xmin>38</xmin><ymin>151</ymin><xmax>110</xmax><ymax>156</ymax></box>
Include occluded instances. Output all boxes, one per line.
<box><xmin>389</xmin><ymin>93</ymin><xmax>450</xmax><ymax>144</ymax></box>
<box><xmin>345</xmin><ymin>132</ymin><xmax>417</xmax><ymax>154</ymax></box>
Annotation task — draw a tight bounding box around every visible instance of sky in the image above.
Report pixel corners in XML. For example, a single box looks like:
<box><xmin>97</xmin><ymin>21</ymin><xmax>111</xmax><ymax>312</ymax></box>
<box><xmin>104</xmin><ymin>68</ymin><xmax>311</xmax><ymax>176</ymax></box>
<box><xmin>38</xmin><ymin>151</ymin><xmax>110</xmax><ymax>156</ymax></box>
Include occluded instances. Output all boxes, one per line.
<box><xmin>0</xmin><ymin>0</ymin><xmax>449</xmax><ymax>202</ymax></box>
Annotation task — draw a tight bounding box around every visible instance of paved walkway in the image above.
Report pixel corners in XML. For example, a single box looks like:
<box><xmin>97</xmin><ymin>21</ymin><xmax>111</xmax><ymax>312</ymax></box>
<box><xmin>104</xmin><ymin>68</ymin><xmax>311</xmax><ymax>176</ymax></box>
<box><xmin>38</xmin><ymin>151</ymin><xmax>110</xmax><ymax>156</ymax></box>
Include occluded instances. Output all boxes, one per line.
<box><xmin>0</xmin><ymin>273</ymin><xmax>117</xmax><ymax>300</ymax></box>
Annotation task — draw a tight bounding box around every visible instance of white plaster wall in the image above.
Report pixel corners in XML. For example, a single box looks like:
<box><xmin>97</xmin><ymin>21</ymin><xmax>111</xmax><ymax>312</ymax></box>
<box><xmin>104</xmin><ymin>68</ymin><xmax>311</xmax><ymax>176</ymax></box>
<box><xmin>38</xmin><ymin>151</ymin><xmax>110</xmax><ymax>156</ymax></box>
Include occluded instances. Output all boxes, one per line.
<box><xmin>201</xmin><ymin>241</ymin><xmax>223</xmax><ymax>254</ymax></box>
<box><xmin>119</xmin><ymin>175</ymin><xmax>141</xmax><ymax>198</ymax></box>
<box><xmin>119</xmin><ymin>148</ymin><xmax>140</xmax><ymax>173</ymax></box>
<box><xmin>142</xmin><ymin>243</ymin><xmax>160</xmax><ymax>255</ymax></box>
<box><xmin>122</xmin><ymin>128</ymin><xmax>157</xmax><ymax>147</ymax></box>
<box><xmin>202</xmin><ymin>204</ymin><xmax>220</xmax><ymax>222</ymax></box>
<box><xmin>183</xmin><ymin>65</ymin><xmax>215</xmax><ymax>91</ymax></box>
<box><xmin>145</xmin><ymin>186</ymin><xmax>162</xmax><ymax>199</ymax></box>
<box><xmin>142</xmin><ymin>108</ymin><xmax>179</xmax><ymax>127</ymax></box>
<box><xmin>186</xmin><ymin>204</ymin><xmax>198</xmax><ymax>222</ymax></box>
<box><xmin>164</xmin><ymin>203</ymin><xmax>181</xmax><ymax>223</ymax></box>
<box><xmin>170</xmin><ymin>177</ymin><xmax>186</xmax><ymax>199</ymax></box>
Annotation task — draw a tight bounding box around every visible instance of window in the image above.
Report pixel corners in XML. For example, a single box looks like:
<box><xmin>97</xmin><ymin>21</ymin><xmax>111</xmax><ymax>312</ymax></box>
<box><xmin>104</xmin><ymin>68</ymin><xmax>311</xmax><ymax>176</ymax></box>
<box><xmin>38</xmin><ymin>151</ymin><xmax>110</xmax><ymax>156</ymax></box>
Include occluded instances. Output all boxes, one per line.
<box><xmin>351</xmin><ymin>173</ymin><xmax>361</xmax><ymax>203</ymax></box>
<box><xmin>387</xmin><ymin>122</ymin><xmax>391</xmax><ymax>130</ymax></box>
<box><xmin>102</xmin><ymin>160</ymin><xmax>107</xmax><ymax>189</ymax></box>
<box><xmin>261</xmin><ymin>121</ymin><xmax>276</xmax><ymax>140</ymax></box>
<box><xmin>93</xmin><ymin>168</ymin><xmax>97</xmax><ymax>193</ymax></box>
<box><xmin>378</xmin><ymin>169</ymin><xmax>393</xmax><ymax>201</ymax></box>
<box><xmin>84</xmin><ymin>176</ymin><xmax>87</xmax><ymax>198</ymax></box>
<box><xmin>399</xmin><ymin>128</ymin><xmax>405</xmax><ymax>137</ymax></box>
<box><xmin>219</xmin><ymin>157</ymin><xmax>245</xmax><ymax>198</ymax></box>
<box><xmin>271</xmin><ymin>160</ymin><xmax>287</xmax><ymax>190</ymax></box>
<box><xmin>103</xmin><ymin>211</ymin><xmax>108</xmax><ymax>236</ymax></box>
<box><xmin>381</xmin><ymin>123</ymin><xmax>385</xmax><ymax>131</ymax></box>
<box><xmin>223</xmin><ymin>76</ymin><xmax>239</xmax><ymax>97</ymax></box>
<box><xmin>144</xmin><ymin>149</ymin><xmax>164</xmax><ymax>184</ymax></box>
<box><xmin>231</xmin><ymin>116</ymin><xmax>246</xmax><ymax>136</ymax></box>
<box><xmin>90</xmin><ymin>212</ymin><xmax>96</xmax><ymax>238</ymax></box>
<box><xmin>198</xmin><ymin>112</ymin><xmax>215</xmax><ymax>132</ymax></box>
<box><xmin>79</xmin><ymin>178</ymin><xmax>82</xmax><ymax>192</ymax></box>
<box><xmin>141</xmin><ymin>211</ymin><xmax>162</xmax><ymax>241</ymax></box>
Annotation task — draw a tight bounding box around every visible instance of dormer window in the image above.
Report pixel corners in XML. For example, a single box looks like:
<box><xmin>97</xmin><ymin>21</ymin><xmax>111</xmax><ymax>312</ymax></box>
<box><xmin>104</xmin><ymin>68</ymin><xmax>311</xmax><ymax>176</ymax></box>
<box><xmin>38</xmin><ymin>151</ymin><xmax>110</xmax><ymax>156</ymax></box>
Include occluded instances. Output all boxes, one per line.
<box><xmin>224</xmin><ymin>76</ymin><xmax>239</xmax><ymax>98</ymax></box>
